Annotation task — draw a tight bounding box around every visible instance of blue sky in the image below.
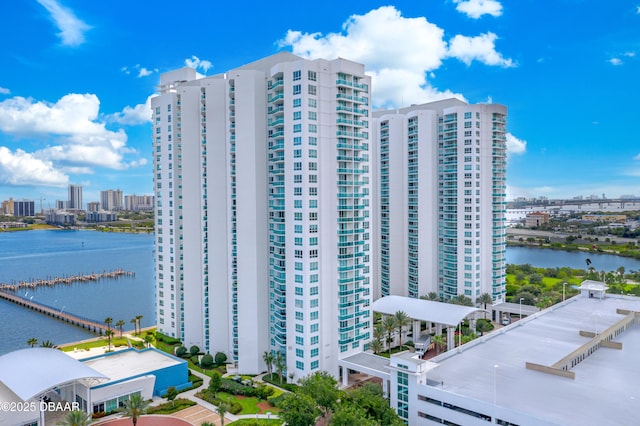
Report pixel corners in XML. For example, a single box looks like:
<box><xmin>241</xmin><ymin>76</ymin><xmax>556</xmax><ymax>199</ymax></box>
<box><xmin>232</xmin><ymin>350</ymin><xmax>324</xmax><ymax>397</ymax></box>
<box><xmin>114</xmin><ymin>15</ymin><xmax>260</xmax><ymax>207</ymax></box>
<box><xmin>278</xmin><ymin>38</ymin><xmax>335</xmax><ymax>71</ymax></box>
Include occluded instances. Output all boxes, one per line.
<box><xmin>0</xmin><ymin>0</ymin><xmax>639</xmax><ymax>205</ymax></box>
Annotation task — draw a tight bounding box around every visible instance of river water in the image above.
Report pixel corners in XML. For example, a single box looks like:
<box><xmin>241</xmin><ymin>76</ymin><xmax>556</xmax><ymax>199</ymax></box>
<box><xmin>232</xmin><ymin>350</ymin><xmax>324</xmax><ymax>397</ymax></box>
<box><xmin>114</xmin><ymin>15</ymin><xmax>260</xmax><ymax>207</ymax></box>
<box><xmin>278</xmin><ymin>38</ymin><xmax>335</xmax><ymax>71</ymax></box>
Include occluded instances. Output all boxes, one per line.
<box><xmin>0</xmin><ymin>230</ymin><xmax>154</xmax><ymax>355</ymax></box>
<box><xmin>2</xmin><ymin>231</ymin><xmax>640</xmax><ymax>356</ymax></box>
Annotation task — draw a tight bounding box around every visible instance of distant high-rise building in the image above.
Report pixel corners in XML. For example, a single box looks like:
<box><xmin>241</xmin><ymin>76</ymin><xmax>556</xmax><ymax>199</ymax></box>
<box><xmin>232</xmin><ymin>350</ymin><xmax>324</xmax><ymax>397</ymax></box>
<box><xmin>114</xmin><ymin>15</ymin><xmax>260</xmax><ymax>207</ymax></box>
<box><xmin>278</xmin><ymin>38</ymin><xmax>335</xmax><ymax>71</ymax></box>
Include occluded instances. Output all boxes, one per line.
<box><xmin>86</xmin><ymin>202</ymin><xmax>101</xmax><ymax>212</ymax></box>
<box><xmin>124</xmin><ymin>195</ymin><xmax>154</xmax><ymax>211</ymax></box>
<box><xmin>55</xmin><ymin>200</ymin><xmax>68</xmax><ymax>210</ymax></box>
<box><xmin>100</xmin><ymin>189</ymin><xmax>123</xmax><ymax>211</ymax></box>
<box><xmin>152</xmin><ymin>52</ymin><xmax>372</xmax><ymax>379</ymax></box>
<box><xmin>1</xmin><ymin>198</ymin><xmax>14</xmax><ymax>215</ymax></box>
<box><xmin>68</xmin><ymin>184</ymin><xmax>83</xmax><ymax>210</ymax></box>
<box><xmin>13</xmin><ymin>200</ymin><xmax>35</xmax><ymax>217</ymax></box>
<box><xmin>372</xmin><ymin>100</ymin><xmax>507</xmax><ymax>303</ymax></box>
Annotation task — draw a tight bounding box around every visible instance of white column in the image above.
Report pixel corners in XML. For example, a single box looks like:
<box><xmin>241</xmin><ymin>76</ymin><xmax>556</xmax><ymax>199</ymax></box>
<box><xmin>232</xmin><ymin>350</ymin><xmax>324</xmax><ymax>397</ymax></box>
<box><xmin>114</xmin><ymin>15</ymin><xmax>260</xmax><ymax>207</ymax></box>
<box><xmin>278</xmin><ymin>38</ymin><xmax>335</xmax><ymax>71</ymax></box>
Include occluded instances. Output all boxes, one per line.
<box><xmin>447</xmin><ymin>327</ymin><xmax>455</xmax><ymax>350</ymax></box>
<box><xmin>341</xmin><ymin>366</ymin><xmax>349</xmax><ymax>387</ymax></box>
<box><xmin>412</xmin><ymin>320</ymin><xmax>421</xmax><ymax>342</ymax></box>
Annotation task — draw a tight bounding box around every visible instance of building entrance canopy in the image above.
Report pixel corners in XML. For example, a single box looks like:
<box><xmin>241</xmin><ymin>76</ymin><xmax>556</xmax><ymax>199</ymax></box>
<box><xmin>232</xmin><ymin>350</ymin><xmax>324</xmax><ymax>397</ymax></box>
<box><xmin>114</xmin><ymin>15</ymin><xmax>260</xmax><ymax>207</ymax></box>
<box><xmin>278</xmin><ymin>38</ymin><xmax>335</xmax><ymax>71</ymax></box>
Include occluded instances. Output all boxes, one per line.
<box><xmin>372</xmin><ymin>295</ymin><xmax>483</xmax><ymax>327</ymax></box>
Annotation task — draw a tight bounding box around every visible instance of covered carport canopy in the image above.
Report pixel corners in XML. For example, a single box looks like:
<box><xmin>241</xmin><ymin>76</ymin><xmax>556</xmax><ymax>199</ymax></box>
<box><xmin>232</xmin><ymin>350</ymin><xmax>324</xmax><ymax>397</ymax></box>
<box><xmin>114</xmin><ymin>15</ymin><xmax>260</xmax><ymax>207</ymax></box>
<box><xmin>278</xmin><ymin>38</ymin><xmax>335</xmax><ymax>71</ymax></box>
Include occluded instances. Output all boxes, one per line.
<box><xmin>0</xmin><ymin>348</ymin><xmax>108</xmax><ymax>402</ymax></box>
<box><xmin>372</xmin><ymin>295</ymin><xmax>483</xmax><ymax>327</ymax></box>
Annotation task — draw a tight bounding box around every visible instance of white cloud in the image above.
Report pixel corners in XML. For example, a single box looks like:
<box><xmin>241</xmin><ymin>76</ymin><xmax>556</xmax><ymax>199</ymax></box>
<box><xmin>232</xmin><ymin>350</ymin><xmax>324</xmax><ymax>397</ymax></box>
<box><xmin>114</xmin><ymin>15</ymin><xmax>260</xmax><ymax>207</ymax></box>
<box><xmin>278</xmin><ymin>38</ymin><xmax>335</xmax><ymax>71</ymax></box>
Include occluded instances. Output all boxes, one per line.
<box><xmin>107</xmin><ymin>95</ymin><xmax>154</xmax><ymax>125</ymax></box>
<box><xmin>36</xmin><ymin>0</ymin><xmax>91</xmax><ymax>47</ymax></box>
<box><xmin>0</xmin><ymin>87</ymin><xmax>10</xmax><ymax>95</ymax></box>
<box><xmin>138</xmin><ymin>67</ymin><xmax>154</xmax><ymax>77</ymax></box>
<box><xmin>634</xmin><ymin>153</ymin><xmax>640</xmax><ymax>160</ymax></box>
<box><xmin>279</xmin><ymin>6</ymin><xmax>513</xmax><ymax>108</ymax></box>
<box><xmin>506</xmin><ymin>133</ymin><xmax>527</xmax><ymax>156</ymax></box>
<box><xmin>121</xmin><ymin>64</ymin><xmax>158</xmax><ymax>78</ymax></box>
<box><xmin>0</xmin><ymin>147</ymin><xmax>68</xmax><ymax>186</ymax></box>
<box><xmin>608</xmin><ymin>57</ymin><xmax>623</xmax><ymax>66</ymax></box>
<box><xmin>454</xmin><ymin>0</ymin><xmax>503</xmax><ymax>19</ymax></box>
<box><xmin>623</xmin><ymin>51</ymin><xmax>636</xmax><ymax>57</ymax></box>
<box><xmin>448</xmin><ymin>33</ymin><xmax>514</xmax><ymax>67</ymax></box>
<box><xmin>185</xmin><ymin>55</ymin><xmax>213</xmax><ymax>73</ymax></box>
<box><xmin>0</xmin><ymin>94</ymin><xmax>146</xmax><ymax>174</ymax></box>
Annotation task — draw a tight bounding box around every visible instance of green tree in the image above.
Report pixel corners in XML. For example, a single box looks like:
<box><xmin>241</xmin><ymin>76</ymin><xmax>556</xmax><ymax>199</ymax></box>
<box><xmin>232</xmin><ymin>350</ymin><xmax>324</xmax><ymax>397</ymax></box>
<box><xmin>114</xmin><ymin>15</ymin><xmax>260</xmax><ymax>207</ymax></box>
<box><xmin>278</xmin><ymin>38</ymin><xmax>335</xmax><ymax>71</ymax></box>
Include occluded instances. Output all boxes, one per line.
<box><xmin>130</xmin><ymin>318</ymin><xmax>137</xmax><ymax>334</ymax></box>
<box><xmin>165</xmin><ymin>386</ymin><xmax>178</xmax><ymax>407</ymax></box>
<box><xmin>208</xmin><ymin>371</ymin><xmax>222</xmax><ymax>397</ymax></box>
<box><xmin>394</xmin><ymin>310</ymin><xmax>411</xmax><ymax>349</ymax></box>
<box><xmin>451</xmin><ymin>294</ymin><xmax>473</xmax><ymax>306</ymax></box>
<box><xmin>27</xmin><ymin>337</ymin><xmax>38</xmax><ymax>348</ymax></box>
<box><xmin>40</xmin><ymin>340</ymin><xmax>57</xmax><ymax>348</ymax></box>
<box><xmin>368</xmin><ymin>338</ymin><xmax>383</xmax><ymax>355</ymax></box>
<box><xmin>475</xmin><ymin>319</ymin><xmax>494</xmax><ymax>336</ymax></box>
<box><xmin>383</xmin><ymin>315</ymin><xmax>396</xmax><ymax>355</ymax></box>
<box><xmin>263</xmin><ymin>351</ymin><xmax>274</xmax><ymax>378</ymax></box>
<box><xmin>216</xmin><ymin>402</ymin><xmax>230</xmax><ymax>426</ymax></box>
<box><xmin>120</xmin><ymin>393</ymin><xmax>149</xmax><ymax>426</ymax></box>
<box><xmin>345</xmin><ymin>383</ymin><xmax>404</xmax><ymax>425</ymax></box>
<box><xmin>200</xmin><ymin>354</ymin><xmax>214</xmax><ymax>368</ymax></box>
<box><xmin>298</xmin><ymin>371</ymin><xmax>340</xmax><ymax>415</ymax></box>
<box><xmin>274</xmin><ymin>351</ymin><xmax>286</xmax><ymax>384</ymax></box>
<box><xmin>116</xmin><ymin>319</ymin><xmax>126</xmax><ymax>337</ymax></box>
<box><xmin>432</xmin><ymin>334</ymin><xmax>446</xmax><ymax>354</ymax></box>
<box><xmin>421</xmin><ymin>291</ymin><xmax>441</xmax><ymax>301</ymax></box>
<box><xmin>105</xmin><ymin>329</ymin><xmax>115</xmax><ymax>351</ymax></box>
<box><xmin>330</xmin><ymin>403</ymin><xmax>377</xmax><ymax>426</ymax></box>
<box><xmin>56</xmin><ymin>409</ymin><xmax>91</xmax><ymax>426</ymax></box>
<box><xmin>135</xmin><ymin>315</ymin><xmax>144</xmax><ymax>334</ymax></box>
<box><xmin>279</xmin><ymin>393</ymin><xmax>320</xmax><ymax>426</ymax></box>
<box><xmin>144</xmin><ymin>332</ymin><xmax>154</xmax><ymax>348</ymax></box>
<box><xmin>190</xmin><ymin>345</ymin><xmax>200</xmax><ymax>357</ymax></box>
<box><xmin>214</xmin><ymin>351</ymin><xmax>227</xmax><ymax>366</ymax></box>
<box><xmin>478</xmin><ymin>293</ymin><xmax>493</xmax><ymax>319</ymax></box>
<box><xmin>104</xmin><ymin>317</ymin><xmax>113</xmax><ymax>333</ymax></box>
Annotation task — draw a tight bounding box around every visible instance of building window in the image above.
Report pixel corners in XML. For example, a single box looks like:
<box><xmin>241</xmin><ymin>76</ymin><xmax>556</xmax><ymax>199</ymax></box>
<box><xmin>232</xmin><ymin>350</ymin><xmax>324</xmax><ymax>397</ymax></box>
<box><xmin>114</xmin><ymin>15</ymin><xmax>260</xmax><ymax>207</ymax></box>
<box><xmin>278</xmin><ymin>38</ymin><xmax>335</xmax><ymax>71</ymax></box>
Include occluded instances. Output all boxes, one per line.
<box><xmin>308</xmin><ymin>70</ymin><xmax>317</xmax><ymax>81</ymax></box>
<box><xmin>296</xmin><ymin>361</ymin><xmax>304</xmax><ymax>370</ymax></box>
<box><xmin>293</xmin><ymin>70</ymin><xmax>301</xmax><ymax>81</ymax></box>
<box><xmin>293</xmin><ymin>111</ymin><xmax>301</xmax><ymax>120</ymax></box>
<box><xmin>293</xmin><ymin>85</ymin><xmax>301</xmax><ymax>95</ymax></box>
<box><xmin>293</xmin><ymin>98</ymin><xmax>301</xmax><ymax>107</ymax></box>
<box><xmin>308</xmin><ymin>85</ymin><xmax>316</xmax><ymax>95</ymax></box>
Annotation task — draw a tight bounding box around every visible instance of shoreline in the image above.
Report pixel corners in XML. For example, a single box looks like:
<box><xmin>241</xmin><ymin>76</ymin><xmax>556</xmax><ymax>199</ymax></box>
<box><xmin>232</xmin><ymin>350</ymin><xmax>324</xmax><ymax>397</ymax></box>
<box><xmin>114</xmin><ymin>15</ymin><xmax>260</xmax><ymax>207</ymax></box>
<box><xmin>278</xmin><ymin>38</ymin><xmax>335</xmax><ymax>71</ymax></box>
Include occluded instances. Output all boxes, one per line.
<box><xmin>58</xmin><ymin>326</ymin><xmax>157</xmax><ymax>349</ymax></box>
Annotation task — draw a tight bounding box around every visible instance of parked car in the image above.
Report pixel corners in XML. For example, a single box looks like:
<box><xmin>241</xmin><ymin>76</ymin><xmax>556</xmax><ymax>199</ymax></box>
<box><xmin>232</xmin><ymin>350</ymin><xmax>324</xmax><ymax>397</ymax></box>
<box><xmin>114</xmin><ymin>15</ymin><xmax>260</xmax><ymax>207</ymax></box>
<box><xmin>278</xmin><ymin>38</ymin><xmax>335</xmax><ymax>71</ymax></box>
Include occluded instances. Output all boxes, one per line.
<box><xmin>501</xmin><ymin>316</ymin><xmax>511</xmax><ymax>325</ymax></box>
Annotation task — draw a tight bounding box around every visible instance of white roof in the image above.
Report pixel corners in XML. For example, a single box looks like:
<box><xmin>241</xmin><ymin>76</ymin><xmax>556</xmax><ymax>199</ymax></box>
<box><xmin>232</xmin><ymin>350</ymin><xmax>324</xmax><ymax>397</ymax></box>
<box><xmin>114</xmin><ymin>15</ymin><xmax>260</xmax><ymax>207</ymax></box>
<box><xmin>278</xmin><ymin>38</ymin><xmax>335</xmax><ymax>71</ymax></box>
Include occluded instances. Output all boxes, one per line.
<box><xmin>426</xmin><ymin>294</ymin><xmax>640</xmax><ymax>425</ymax></box>
<box><xmin>372</xmin><ymin>295</ymin><xmax>481</xmax><ymax>327</ymax></box>
<box><xmin>579</xmin><ymin>280</ymin><xmax>608</xmax><ymax>291</ymax></box>
<box><xmin>0</xmin><ymin>348</ymin><xmax>107</xmax><ymax>401</ymax></box>
<box><xmin>79</xmin><ymin>348</ymin><xmax>181</xmax><ymax>386</ymax></box>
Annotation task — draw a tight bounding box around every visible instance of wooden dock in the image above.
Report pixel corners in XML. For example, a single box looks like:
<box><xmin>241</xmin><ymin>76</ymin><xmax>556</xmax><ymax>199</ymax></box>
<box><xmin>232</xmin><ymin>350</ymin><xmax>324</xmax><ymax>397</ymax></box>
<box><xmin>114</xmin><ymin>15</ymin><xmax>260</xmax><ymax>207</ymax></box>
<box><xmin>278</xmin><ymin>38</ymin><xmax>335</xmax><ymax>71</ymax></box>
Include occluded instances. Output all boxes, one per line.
<box><xmin>0</xmin><ymin>290</ymin><xmax>106</xmax><ymax>334</ymax></box>
<box><xmin>0</xmin><ymin>269</ymin><xmax>135</xmax><ymax>292</ymax></box>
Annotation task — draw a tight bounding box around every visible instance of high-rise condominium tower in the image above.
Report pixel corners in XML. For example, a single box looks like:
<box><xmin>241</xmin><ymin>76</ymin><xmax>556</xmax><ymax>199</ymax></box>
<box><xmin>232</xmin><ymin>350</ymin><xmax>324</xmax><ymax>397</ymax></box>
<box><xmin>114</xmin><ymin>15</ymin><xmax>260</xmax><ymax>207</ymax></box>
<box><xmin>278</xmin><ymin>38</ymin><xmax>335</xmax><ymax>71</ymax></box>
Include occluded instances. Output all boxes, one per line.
<box><xmin>100</xmin><ymin>189</ymin><xmax>123</xmax><ymax>211</ymax></box>
<box><xmin>372</xmin><ymin>100</ymin><xmax>507</xmax><ymax>303</ymax></box>
<box><xmin>68</xmin><ymin>184</ymin><xmax>83</xmax><ymax>211</ymax></box>
<box><xmin>152</xmin><ymin>52</ymin><xmax>372</xmax><ymax>378</ymax></box>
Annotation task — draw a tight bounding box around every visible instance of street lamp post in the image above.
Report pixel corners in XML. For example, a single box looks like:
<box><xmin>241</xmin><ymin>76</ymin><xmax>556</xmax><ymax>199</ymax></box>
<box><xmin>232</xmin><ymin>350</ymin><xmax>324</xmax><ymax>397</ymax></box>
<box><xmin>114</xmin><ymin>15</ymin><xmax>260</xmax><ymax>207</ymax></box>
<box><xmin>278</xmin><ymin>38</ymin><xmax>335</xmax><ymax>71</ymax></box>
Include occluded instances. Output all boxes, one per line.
<box><xmin>519</xmin><ymin>298</ymin><xmax>524</xmax><ymax>320</ymax></box>
<box><xmin>563</xmin><ymin>282</ymin><xmax>567</xmax><ymax>302</ymax></box>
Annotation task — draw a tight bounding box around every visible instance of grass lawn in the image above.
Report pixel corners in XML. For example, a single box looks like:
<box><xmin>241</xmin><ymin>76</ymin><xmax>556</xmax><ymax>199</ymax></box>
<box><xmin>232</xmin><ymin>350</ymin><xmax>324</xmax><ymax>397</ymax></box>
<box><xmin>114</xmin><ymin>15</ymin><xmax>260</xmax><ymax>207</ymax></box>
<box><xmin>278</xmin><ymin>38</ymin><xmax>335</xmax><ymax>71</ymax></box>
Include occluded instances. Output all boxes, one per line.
<box><xmin>217</xmin><ymin>392</ymin><xmax>280</xmax><ymax>415</ymax></box>
<box><xmin>231</xmin><ymin>419</ymin><xmax>282</xmax><ymax>425</ymax></box>
<box><xmin>60</xmin><ymin>337</ymin><xmax>130</xmax><ymax>351</ymax></box>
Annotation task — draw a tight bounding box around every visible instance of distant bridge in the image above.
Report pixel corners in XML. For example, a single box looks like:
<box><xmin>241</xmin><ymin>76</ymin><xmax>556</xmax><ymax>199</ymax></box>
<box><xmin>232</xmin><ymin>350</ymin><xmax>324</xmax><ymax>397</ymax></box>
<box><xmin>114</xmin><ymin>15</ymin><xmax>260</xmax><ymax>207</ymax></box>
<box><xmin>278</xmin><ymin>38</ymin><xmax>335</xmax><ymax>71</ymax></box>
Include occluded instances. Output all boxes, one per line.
<box><xmin>0</xmin><ymin>291</ymin><xmax>107</xmax><ymax>334</ymax></box>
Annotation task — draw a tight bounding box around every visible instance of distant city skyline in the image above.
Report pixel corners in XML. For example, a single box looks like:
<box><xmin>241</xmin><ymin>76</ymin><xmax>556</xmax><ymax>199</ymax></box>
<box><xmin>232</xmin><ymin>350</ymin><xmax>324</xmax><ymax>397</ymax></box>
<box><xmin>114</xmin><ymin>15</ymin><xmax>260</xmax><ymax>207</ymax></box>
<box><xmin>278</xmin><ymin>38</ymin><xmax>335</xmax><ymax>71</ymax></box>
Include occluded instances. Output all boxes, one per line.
<box><xmin>0</xmin><ymin>1</ymin><xmax>638</xmax><ymax>201</ymax></box>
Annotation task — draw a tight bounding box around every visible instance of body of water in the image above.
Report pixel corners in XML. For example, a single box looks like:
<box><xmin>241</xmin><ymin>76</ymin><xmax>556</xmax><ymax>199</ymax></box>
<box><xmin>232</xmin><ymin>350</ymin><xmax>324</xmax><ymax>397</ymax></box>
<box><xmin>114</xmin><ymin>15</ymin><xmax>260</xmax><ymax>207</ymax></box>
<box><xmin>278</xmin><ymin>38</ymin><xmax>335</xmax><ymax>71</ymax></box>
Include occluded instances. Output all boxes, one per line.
<box><xmin>0</xmin><ymin>230</ymin><xmax>154</xmax><ymax>355</ymax></box>
<box><xmin>2</xmin><ymin>230</ymin><xmax>640</xmax><ymax>356</ymax></box>
<box><xmin>506</xmin><ymin>246</ymin><xmax>640</xmax><ymax>272</ymax></box>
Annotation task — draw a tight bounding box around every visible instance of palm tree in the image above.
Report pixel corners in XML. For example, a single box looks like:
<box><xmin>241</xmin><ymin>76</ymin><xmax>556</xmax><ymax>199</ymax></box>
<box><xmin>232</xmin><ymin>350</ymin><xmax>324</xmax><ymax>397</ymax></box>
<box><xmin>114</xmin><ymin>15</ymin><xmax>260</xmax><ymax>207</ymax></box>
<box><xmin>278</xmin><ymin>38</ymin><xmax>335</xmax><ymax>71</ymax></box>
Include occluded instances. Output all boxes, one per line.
<box><xmin>373</xmin><ymin>322</ymin><xmax>385</xmax><ymax>344</ymax></box>
<box><xmin>130</xmin><ymin>318</ymin><xmax>137</xmax><ymax>334</ymax></box>
<box><xmin>421</xmin><ymin>292</ymin><xmax>441</xmax><ymax>302</ymax></box>
<box><xmin>135</xmin><ymin>315</ymin><xmax>144</xmax><ymax>334</ymax></box>
<box><xmin>104</xmin><ymin>317</ymin><xmax>113</xmax><ymax>332</ymax></box>
<box><xmin>216</xmin><ymin>402</ymin><xmax>230</xmax><ymax>426</ymax></box>
<box><xmin>26</xmin><ymin>337</ymin><xmax>38</xmax><ymax>348</ymax></box>
<box><xmin>451</xmin><ymin>294</ymin><xmax>473</xmax><ymax>306</ymax></box>
<box><xmin>274</xmin><ymin>351</ymin><xmax>286</xmax><ymax>385</ymax></box>
<box><xmin>369</xmin><ymin>339</ymin><xmax>383</xmax><ymax>355</ymax></box>
<box><xmin>383</xmin><ymin>315</ymin><xmax>396</xmax><ymax>355</ymax></box>
<box><xmin>394</xmin><ymin>310</ymin><xmax>410</xmax><ymax>349</ymax></box>
<box><xmin>116</xmin><ymin>319</ymin><xmax>126</xmax><ymax>337</ymax></box>
<box><xmin>120</xmin><ymin>393</ymin><xmax>149</xmax><ymax>426</ymax></box>
<box><xmin>432</xmin><ymin>334</ymin><xmax>446</xmax><ymax>354</ymax></box>
<box><xmin>478</xmin><ymin>293</ymin><xmax>493</xmax><ymax>320</ymax></box>
<box><xmin>105</xmin><ymin>329</ymin><xmax>115</xmax><ymax>351</ymax></box>
<box><xmin>40</xmin><ymin>340</ymin><xmax>57</xmax><ymax>348</ymax></box>
<box><xmin>56</xmin><ymin>409</ymin><xmax>91</xmax><ymax>426</ymax></box>
<box><xmin>263</xmin><ymin>351</ymin><xmax>274</xmax><ymax>379</ymax></box>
